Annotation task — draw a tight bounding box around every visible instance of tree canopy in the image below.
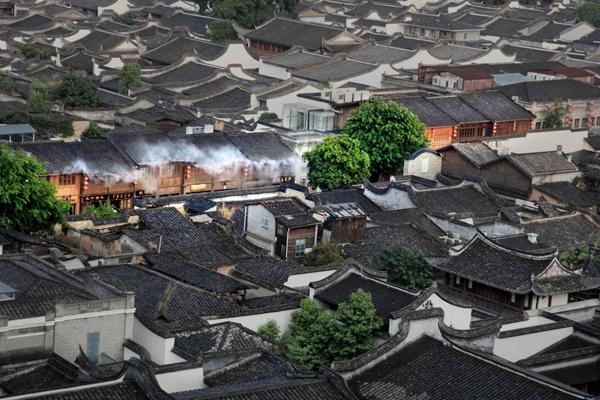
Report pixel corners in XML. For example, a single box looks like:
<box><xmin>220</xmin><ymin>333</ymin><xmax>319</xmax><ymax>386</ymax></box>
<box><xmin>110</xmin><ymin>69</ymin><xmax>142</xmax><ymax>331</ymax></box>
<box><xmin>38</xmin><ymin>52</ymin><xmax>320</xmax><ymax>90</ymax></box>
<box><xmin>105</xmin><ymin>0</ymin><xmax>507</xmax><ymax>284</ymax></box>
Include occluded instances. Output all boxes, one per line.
<box><xmin>283</xmin><ymin>290</ymin><xmax>382</xmax><ymax>370</ymax></box>
<box><xmin>52</xmin><ymin>74</ymin><xmax>99</xmax><ymax>109</ymax></box>
<box><xmin>304</xmin><ymin>134</ymin><xmax>370</xmax><ymax>190</ymax></box>
<box><xmin>377</xmin><ymin>246</ymin><xmax>434</xmax><ymax>290</ymax></box>
<box><xmin>118</xmin><ymin>64</ymin><xmax>142</xmax><ymax>95</ymax></box>
<box><xmin>302</xmin><ymin>242</ymin><xmax>343</xmax><ymax>266</ymax></box>
<box><xmin>212</xmin><ymin>0</ymin><xmax>298</xmax><ymax>29</ymax></box>
<box><xmin>343</xmin><ymin>98</ymin><xmax>427</xmax><ymax>180</ymax></box>
<box><xmin>542</xmin><ymin>99</ymin><xmax>565</xmax><ymax>129</ymax></box>
<box><xmin>0</xmin><ymin>144</ymin><xmax>70</xmax><ymax>232</ymax></box>
<box><xmin>81</xmin><ymin>203</ymin><xmax>118</xmax><ymax>219</ymax></box>
<box><xmin>257</xmin><ymin>320</ymin><xmax>281</xmax><ymax>341</ymax></box>
<box><xmin>28</xmin><ymin>80</ymin><xmax>52</xmax><ymax>113</ymax></box>
<box><xmin>81</xmin><ymin>123</ymin><xmax>103</xmax><ymax>140</ymax></box>
<box><xmin>577</xmin><ymin>1</ymin><xmax>600</xmax><ymax>27</ymax></box>
<box><xmin>210</xmin><ymin>20</ymin><xmax>238</xmax><ymax>44</ymax></box>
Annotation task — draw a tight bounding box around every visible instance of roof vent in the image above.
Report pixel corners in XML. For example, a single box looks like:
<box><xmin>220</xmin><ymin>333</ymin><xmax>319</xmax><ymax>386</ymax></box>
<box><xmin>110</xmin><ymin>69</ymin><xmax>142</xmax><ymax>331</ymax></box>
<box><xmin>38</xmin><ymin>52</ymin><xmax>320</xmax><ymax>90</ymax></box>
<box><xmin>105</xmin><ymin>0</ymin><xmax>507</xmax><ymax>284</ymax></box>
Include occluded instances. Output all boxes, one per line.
<box><xmin>0</xmin><ymin>280</ymin><xmax>16</xmax><ymax>301</ymax></box>
<box><xmin>527</xmin><ymin>233</ymin><xmax>538</xmax><ymax>244</ymax></box>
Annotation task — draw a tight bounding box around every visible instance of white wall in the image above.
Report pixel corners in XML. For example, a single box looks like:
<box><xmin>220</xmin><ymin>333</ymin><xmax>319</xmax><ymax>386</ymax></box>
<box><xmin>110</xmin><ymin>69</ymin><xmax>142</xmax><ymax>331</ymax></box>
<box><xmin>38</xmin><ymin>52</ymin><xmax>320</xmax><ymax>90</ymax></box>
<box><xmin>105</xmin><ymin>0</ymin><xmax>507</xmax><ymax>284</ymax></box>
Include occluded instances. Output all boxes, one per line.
<box><xmin>207</xmin><ymin>308</ymin><xmax>298</xmax><ymax>332</ymax></box>
<box><xmin>259</xmin><ymin>61</ymin><xmax>291</xmax><ymax>80</ymax></box>
<box><xmin>363</xmin><ymin>186</ymin><xmax>416</xmax><ymax>210</ymax></box>
<box><xmin>206</xmin><ymin>44</ymin><xmax>259</xmax><ymax>69</ymax></box>
<box><xmin>457</xmin><ymin>48</ymin><xmax>515</xmax><ymax>65</ymax></box>
<box><xmin>484</xmin><ymin>129</ymin><xmax>590</xmax><ymax>155</ymax></box>
<box><xmin>284</xmin><ymin>270</ymin><xmax>337</xmax><ymax>288</ymax></box>
<box><xmin>420</xmin><ymin>293</ymin><xmax>472</xmax><ymax>330</ymax></box>
<box><xmin>394</xmin><ymin>49</ymin><xmax>449</xmax><ymax>69</ymax></box>
<box><xmin>494</xmin><ymin>325</ymin><xmax>573</xmax><ymax>362</ymax></box>
<box><xmin>132</xmin><ymin>317</ymin><xmax>185</xmax><ymax>365</ymax></box>
<box><xmin>155</xmin><ymin>366</ymin><xmax>205</xmax><ymax>393</ymax></box>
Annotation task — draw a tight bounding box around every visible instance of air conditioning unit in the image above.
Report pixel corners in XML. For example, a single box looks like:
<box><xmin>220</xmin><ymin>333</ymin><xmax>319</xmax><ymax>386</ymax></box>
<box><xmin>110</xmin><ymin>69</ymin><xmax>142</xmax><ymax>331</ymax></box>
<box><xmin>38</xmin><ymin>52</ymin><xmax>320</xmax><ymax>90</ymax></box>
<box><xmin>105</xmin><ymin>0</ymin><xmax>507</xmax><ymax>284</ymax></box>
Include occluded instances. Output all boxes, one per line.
<box><xmin>185</xmin><ymin>124</ymin><xmax>214</xmax><ymax>135</ymax></box>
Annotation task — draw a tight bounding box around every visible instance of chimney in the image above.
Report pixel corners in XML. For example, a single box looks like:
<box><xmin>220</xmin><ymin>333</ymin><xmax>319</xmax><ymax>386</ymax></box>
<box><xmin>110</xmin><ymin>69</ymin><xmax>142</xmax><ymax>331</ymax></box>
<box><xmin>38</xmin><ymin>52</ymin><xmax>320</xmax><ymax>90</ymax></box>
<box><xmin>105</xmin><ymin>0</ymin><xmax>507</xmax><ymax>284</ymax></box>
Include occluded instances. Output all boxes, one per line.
<box><xmin>527</xmin><ymin>233</ymin><xmax>538</xmax><ymax>244</ymax></box>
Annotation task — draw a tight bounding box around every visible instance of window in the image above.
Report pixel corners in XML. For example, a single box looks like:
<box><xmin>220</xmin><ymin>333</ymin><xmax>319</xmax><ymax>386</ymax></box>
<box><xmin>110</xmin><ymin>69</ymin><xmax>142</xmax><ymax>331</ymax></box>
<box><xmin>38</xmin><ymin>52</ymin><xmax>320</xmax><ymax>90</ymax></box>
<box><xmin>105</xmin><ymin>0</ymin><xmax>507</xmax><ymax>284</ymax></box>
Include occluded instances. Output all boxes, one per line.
<box><xmin>535</xmin><ymin>122</ymin><xmax>542</xmax><ymax>130</ymax></box>
<box><xmin>59</xmin><ymin>174</ymin><xmax>76</xmax><ymax>186</ymax></box>
<box><xmin>295</xmin><ymin>239</ymin><xmax>306</xmax><ymax>257</ymax></box>
<box><xmin>86</xmin><ymin>332</ymin><xmax>100</xmax><ymax>363</ymax></box>
<box><xmin>261</xmin><ymin>215</ymin><xmax>269</xmax><ymax>230</ymax></box>
<box><xmin>596</xmin><ymin>116</ymin><xmax>600</xmax><ymax>126</ymax></box>
<box><xmin>574</xmin><ymin>118</ymin><xmax>580</xmax><ymax>129</ymax></box>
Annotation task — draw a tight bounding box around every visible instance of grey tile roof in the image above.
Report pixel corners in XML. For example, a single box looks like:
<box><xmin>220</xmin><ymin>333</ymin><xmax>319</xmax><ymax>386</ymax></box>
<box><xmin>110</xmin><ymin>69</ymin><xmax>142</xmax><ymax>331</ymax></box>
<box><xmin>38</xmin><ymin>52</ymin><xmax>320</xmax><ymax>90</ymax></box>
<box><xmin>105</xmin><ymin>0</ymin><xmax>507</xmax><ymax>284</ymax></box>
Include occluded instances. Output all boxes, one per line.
<box><xmin>72</xmin><ymin>30</ymin><xmax>127</xmax><ymax>53</ymax></box>
<box><xmin>191</xmin><ymin>87</ymin><xmax>251</xmax><ymax>111</ymax></box>
<box><xmin>498</xmin><ymin>78</ymin><xmax>600</xmax><ymax>102</ymax></box>
<box><xmin>308</xmin><ymin>188</ymin><xmax>382</xmax><ymax>215</ymax></box>
<box><xmin>143</xmin><ymin>35</ymin><xmax>225</xmax><ymax>65</ymax></box>
<box><xmin>348</xmin><ymin>335</ymin><xmax>581</xmax><ymax>400</ymax></box>
<box><xmin>347</xmin><ymin>43</ymin><xmax>414</xmax><ymax>64</ymax></box>
<box><xmin>525</xmin><ymin>21</ymin><xmax>571</xmax><ymax>42</ymax></box>
<box><xmin>159</xmin><ymin>12</ymin><xmax>217</xmax><ymax>36</ymax></box>
<box><xmin>393</xmin><ymin>96</ymin><xmax>457</xmax><ymax>126</ymax></box>
<box><xmin>233</xmin><ymin>256</ymin><xmax>329</xmax><ymax>289</ymax></box>
<box><xmin>262</xmin><ymin>49</ymin><xmax>331</xmax><ymax>70</ymax></box>
<box><xmin>482</xmin><ymin>17</ymin><xmax>526</xmax><ymax>37</ymax></box>
<box><xmin>173</xmin><ymin>322</ymin><xmax>273</xmax><ymax>359</ymax></box>
<box><xmin>389</xmin><ymin>35</ymin><xmax>436</xmax><ymax>50</ymax></box>
<box><xmin>507</xmin><ymin>151</ymin><xmax>578</xmax><ymax>177</ymax></box>
<box><xmin>460</xmin><ymin>91</ymin><xmax>534</xmax><ymax>121</ymax></box>
<box><xmin>427</xmin><ymin>44</ymin><xmax>485</xmax><ymax>62</ymax></box>
<box><xmin>145</xmin><ymin>253</ymin><xmax>248</xmax><ymax>295</ymax></box>
<box><xmin>433</xmin><ymin>235</ymin><xmax>594</xmax><ymax>295</ymax></box>
<box><xmin>83</xmin><ymin>264</ymin><xmax>242</xmax><ymax>323</ymax></box>
<box><xmin>293</xmin><ymin>57</ymin><xmax>377</xmax><ymax>82</ymax></box>
<box><xmin>226</xmin><ymin>131</ymin><xmax>297</xmax><ymax>161</ymax></box>
<box><xmin>535</xmin><ymin>182</ymin><xmax>600</xmax><ymax>208</ymax></box>
<box><xmin>9</xmin><ymin>14</ymin><xmax>54</xmax><ymax>30</ymax></box>
<box><xmin>0</xmin><ymin>257</ymin><xmax>111</xmax><ymax>320</ymax></box>
<box><xmin>205</xmin><ymin>353</ymin><xmax>294</xmax><ymax>386</ymax></box>
<box><xmin>343</xmin><ymin>224</ymin><xmax>447</xmax><ymax>265</ymax></box>
<box><xmin>146</xmin><ymin>62</ymin><xmax>221</xmax><ymax>85</ymax></box>
<box><xmin>13</xmin><ymin>140</ymin><xmax>135</xmax><ymax>176</ymax></box>
<box><xmin>447</xmin><ymin>142</ymin><xmax>501</xmax><ymax>167</ymax></box>
<box><xmin>500</xmin><ymin>44</ymin><xmax>558</xmax><ymax>63</ymax></box>
<box><xmin>399</xmin><ymin>13</ymin><xmax>481</xmax><ymax>31</ymax></box>
<box><xmin>523</xmin><ymin>213</ymin><xmax>599</xmax><ymax>251</ymax></box>
<box><xmin>427</xmin><ymin>96</ymin><xmax>487</xmax><ymax>123</ymax></box>
<box><xmin>316</xmin><ymin>272</ymin><xmax>418</xmax><ymax>318</ymax></box>
<box><xmin>413</xmin><ymin>185</ymin><xmax>500</xmax><ymax>218</ymax></box>
<box><xmin>245</xmin><ymin>18</ymin><xmax>343</xmax><ymax>51</ymax></box>
<box><xmin>30</xmin><ymin>382</ymin><xmax>149</xmax><ymax>400</ymax></box>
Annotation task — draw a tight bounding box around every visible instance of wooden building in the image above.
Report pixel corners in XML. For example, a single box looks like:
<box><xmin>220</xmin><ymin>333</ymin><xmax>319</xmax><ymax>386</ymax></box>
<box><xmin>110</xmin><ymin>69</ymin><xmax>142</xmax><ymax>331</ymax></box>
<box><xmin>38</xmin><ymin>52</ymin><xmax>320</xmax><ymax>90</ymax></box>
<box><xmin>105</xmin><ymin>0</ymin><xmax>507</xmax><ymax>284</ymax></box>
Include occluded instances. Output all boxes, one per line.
<box><xmin>14</xmin><ymin>131</ymin><xmax>301</xmax><ymax>215</ymax></box>
<box><xmin>438</xmin><ymin>142</ymin><xmax>580</xmax><ymax>198</ymax></box>
<box><xmin>433</xmin><ymin>234</ymin><xmax>600</xmax><ymax>314</ymax></box>
<box><xmin>319</xmin><ymin>202</ymin><xmax>367</xmax><ymax>244</ymax></box>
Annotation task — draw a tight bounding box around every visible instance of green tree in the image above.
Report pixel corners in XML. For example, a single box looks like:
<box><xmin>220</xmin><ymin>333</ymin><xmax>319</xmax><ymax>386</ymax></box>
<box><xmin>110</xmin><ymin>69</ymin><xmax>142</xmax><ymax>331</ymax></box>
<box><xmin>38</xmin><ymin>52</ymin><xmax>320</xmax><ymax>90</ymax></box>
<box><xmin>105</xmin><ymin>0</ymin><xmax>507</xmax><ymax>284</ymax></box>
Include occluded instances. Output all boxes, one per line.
<box><xmin>0</xmin><ymin>75</ymin><xmax>15</xmax><ymax>92</ymax></box>
<box><xmin>210</xmin><ymin>20</ymin><xmax>238</xmax><ymax>44</ymax></box>
<box><xmin>0</xmin><ymin>144</ymin><xmax>70</xmax><ymax>232</ymax></box>
<box><xmin>304</xmin><ymin>134</ymin><xmax>370</xmax><ymax>190</ymax></box>
<box><xmin>28</xmin><ymin>80</ymin><xmax>52</xmax><ymax>113</ymax></box>
<box><xmin>258</xmin><ymin>112</ymin><xmax>278</xmax><ymax>122</ymax></box>
<box><xmin>212</xmin><ymin>0</ymin><xmax>298</xmax><ymax>29</ymax></box>
<box><xmin>559</xmin><ymin>245</ymin><xmax>599</xmax><ymax>270</ymax></box>
<box><xmin>52</xmin><ymin>74</ymin><xmax>99</xmax><ymax>109</ymax></box>
<box><xmin>343</xmin><ymin>98</ymin><xmax>427</xmax><ymax>180</ymax></box>
<box><xmin>283</xmin><ymin>298</ymin><xmax>334</xmax><ymax>371</ymax></box>
<box><xmin>257</xmin><ymin>320</ymin><xmax>281</xmax><ymax>341</ymax></box>
<box><xmin>112</xmin><ymin>12</ymin><xmax>136</xmax><ymax>25</ymax></box>
<box><xmin>377</xmin><ymin>246</ymin><xmax>433</xmax><ymax>290</ymax></box>
<box><xmin>191</xmin><ymin>0</ymin><xmax>209</xmax><ymax>13</ymax></box>
<box><xmin>81</xmin><ymin>123</ymin><xmax>103</xmax><ymax>140</ymax></box>
<box><xmin>330</xmin><ymin>289</ymin><xmax>382</xmax><ymax>360</ymax></box>
<box><xmin>302</xmin><ymin>241</ymin><xmax>343</xmax><ymax>266</ymax></box>
<box><xmin>82</xmin><ymin>203</ymin><xmax>117</xmax><ymax>219</ymax></box>
<box><xmin>118</xmin><ymin>64</ymin><xmax>142</xmax><ymax>95</ymax></box>
<box><xmin>283</xmin><ymin>291</ymin><xmax>381</xmax><ymax>371</ymax></box>
<box><xmin>577</xmin><ymin>1</ymin><xmax>600</xmax><ymax>27</ymax></box>
<box><xmin>542</xmin><ymin>99</ymin><xmax>566</xmax><ymax>129</ymax></box>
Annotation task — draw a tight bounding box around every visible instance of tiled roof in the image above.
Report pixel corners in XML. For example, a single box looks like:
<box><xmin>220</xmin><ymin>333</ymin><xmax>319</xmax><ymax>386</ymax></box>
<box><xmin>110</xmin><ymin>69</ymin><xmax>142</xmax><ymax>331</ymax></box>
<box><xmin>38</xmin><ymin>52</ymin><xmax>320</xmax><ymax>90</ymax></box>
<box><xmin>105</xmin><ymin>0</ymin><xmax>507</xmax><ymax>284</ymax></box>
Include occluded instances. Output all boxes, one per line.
<box><xmin>507</xmin><ymin>151</ymin><xmax>578</xmax><ymax>177</ymax></box>
<box><xmin>413</xmin><ymin>185</ymin><xmax>500</xmax><ymax>218</ymax></box>
<box><xmin>30</xmin><ymin>382</ymin><xmax>149</xmax><ymax>400</ymax></box>
<box><xmin>233</xmin><ymin>256</ymin><xmax>329</xmax><ymax>289</ymax></box>
<box><xmin>498</xmin><ymin>79</ymin><xmax>600</xmax><ymax>102</ymax></box>
<box><xmin>245</xmin><ymin>18</ymin><xmax>343</xmax><ymax>50</ymax></box>
<box><xmin>159</xmin><ymin>12</ymin><xmax>217</xmax><ymax>36</ymax></box>
<box><xmin>346</xmin><ymin>44</ymin><xmax>414</xmax><ymax>64</ymax></box>
<box><xmin>447</xmin><ymin>142</ymin><xmax>501</xmax><ymax>167</ymax></box>
<box><xmin>389</xmin><ymin>35</ymin><xmax>436</xmax><ymax>50</ymax></box>
<box><xmin>523</xmin><ymin>213</ymin><xmax>599</xmax><ymax>251</ymax></box>
<box><xmin>433</xmin><ymin>235</ymin><xmax>582</xmax><ymax>295</ymax></box>
<box><xmin>83</xmin><ymin>264</ymin><xmax>242</xmax><ymax>324</ymax></box>
<box><xmin>483</xmin><ymin>17</ymin><xmax>525</xmax><ymax>37</ymax></box>
<box><xmin>399</xmin><ymin>13</ymin><xmax>481</xmax><ymax>31</ymax></box>
<box><xmin>143</xmin><ymin>35</ymin><xmax>225</xmax><ymax>65</ymax></box>
<box><xmin>146</xmin><ymin>62</ymin><xmax>221</xmax><ymax>85</ymax></box>
<box><xmin>308</xmin><ymin>188</ymin><xmax>381</xmax><ymax>215</ymax></box>
<box><xmin>535</xmin><ymin>182</ymin><xmax>600</xmax><ymax>208</ymax></box>
<box><xmin>173</xmin><ymin>322</ymin><xmax>273</xmax><ymax>359</ymax></box>
<box><xmin>293</xmin><ymin>57</ymin><xmax>377</xmax><ymax>82</ymax></box>
<box><xmin>205</xmin><ymin>353</ymin><xmax>294</xmax><ymax>386</ymax></box>
<box><xmin>315</xmin><ymin>272</ymin><xmax>418</xmax><ymax>318</ymax></box>
<box><xmin>13</xmin><ymin>140</ymin><xmax>135</xmax><ymax>176</ymax></box>
<box><xmin>343</xmin><ymin>225</ymin><xmax>447</xmax><ymax>265</ymax></box>
<box><xmin>263</xmin><ymin>49</ymin><xmax>331</xmax><ymax>70</ymax></box>
<box><xmin>348</xmin><ymin>335</ymin><xmax>581</xmax><ymax>400</ymax></box>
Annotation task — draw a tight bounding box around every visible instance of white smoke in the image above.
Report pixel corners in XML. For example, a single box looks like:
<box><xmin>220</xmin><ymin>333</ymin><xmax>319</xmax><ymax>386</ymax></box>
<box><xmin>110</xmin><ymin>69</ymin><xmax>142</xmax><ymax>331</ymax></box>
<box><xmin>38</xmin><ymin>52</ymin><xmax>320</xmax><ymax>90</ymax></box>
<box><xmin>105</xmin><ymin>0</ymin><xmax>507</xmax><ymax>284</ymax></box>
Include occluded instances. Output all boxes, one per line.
<box><xmin>62</xmin><ymin>140</ymin><xmax>305</xmax><ymax>187</ymax></box>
